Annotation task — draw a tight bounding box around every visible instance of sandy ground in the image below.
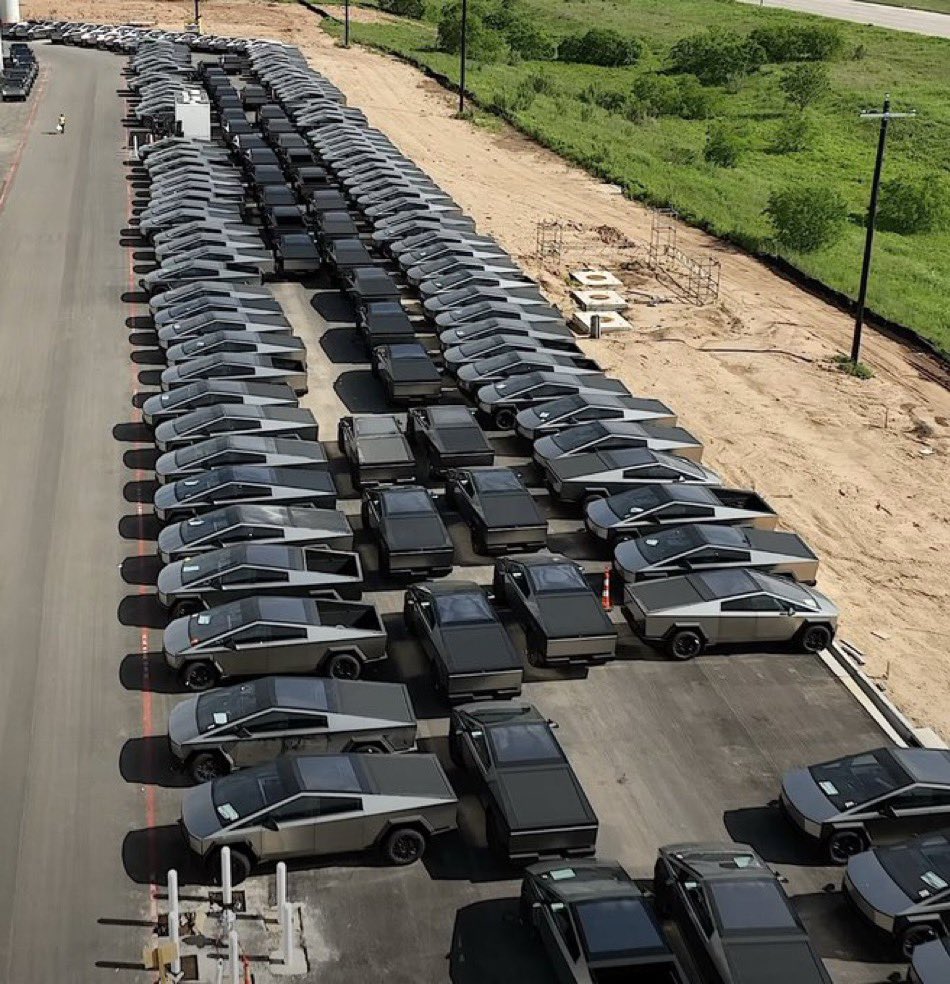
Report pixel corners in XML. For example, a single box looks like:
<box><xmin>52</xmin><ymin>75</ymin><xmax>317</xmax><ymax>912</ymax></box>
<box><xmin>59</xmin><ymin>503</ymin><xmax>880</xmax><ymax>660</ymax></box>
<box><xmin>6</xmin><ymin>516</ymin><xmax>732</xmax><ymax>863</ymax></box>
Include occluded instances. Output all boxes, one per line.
<box><xmin>24</xmin><ymin>0</ymin><xmax>950</xmax><ymax>738</ymax></box>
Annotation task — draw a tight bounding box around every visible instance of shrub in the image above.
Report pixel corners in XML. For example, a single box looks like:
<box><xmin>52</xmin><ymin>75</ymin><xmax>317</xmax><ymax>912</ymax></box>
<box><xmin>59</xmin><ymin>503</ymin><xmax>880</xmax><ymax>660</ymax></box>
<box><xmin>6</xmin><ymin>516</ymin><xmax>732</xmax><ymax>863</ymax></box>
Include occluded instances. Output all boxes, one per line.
<box><xmin>490</xmin><ymin>80</ymin><xmax>536</xmax><ymax>115</ymax></box>
<box><xmin>559</xmin><ymin>28</ymin><xmax>642</xmax><ymax>67</ymax></box>
<box><xmin>764</xmin><ymin>185</ymin><xmax>848</xmax><ymax>252</ymax></box>
<box><xmin>379</xmin><ymin>0</ymin><xmax>426</xmax><ymax>18</ymax></box>
<box><xmin>526</xmin><ymin>70</ymin><xmax>558</xmax><ymax>96</ymax></box>
<box><xmin>779</xmin><ymin>63</ymin><xmax>830</xmax><ymax>111</ymax></box>
<box><xmin>437</xmin><ymin>1</ymin><xmax>506</xmax><ymax>60</ymax></box>
<box><xmin>668</xmin><ymin>29</ymin><xmax>765</xmax><ymax>86</ymax></box>
<box><xmin>771</xmin><ymin>111</ymin><xmax>815</xmax><ymax>154</ymax></box>
<box><xmin>704</xmin><ymin>123</ymin><xmax>743</xmax><ymax>167</ymax></box>
<box><xmin>628</xmin><ymin>73</ymin><xmax>712</xmax><ymax>120</ymax></box>
<box><xmin>504</xmin><ymin>17</ymin><xmax>557</xmax><ymax>59</ymax></box>
<box><xmin>748</xmin><ymin>23</ymin><xmax>843</xmax><ymax>62</ymax></box>
<box><xmin>876</xmin><ymin>176</ymin><xmax>946</xmax><ymax>235</ymax></box>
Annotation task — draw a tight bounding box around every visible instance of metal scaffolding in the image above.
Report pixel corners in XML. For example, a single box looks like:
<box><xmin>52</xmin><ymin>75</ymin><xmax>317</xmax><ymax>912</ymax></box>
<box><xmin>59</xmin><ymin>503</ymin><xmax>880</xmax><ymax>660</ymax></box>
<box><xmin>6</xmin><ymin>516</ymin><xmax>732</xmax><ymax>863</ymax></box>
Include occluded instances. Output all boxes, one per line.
<box><xmin>648</xmin><ymin>208</ymin><xmax>720</xmax><ymax>306</ymax></box>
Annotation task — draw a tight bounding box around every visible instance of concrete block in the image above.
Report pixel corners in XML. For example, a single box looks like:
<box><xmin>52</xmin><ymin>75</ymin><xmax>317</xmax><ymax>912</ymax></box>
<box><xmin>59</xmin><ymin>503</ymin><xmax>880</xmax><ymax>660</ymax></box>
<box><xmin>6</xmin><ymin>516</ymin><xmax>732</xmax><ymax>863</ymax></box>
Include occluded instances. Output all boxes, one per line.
<box><xmin>570</xmin><ymin>269</ymin><xmax>622</xmax><ymax>288</ymax></box>
<box><xmin>571</xmin><ymin>288</ymin><xmax>627</xmax><ymax>312</ymax></box>
<box><xmin>571</xmin><ymin>310</ymin><xmax>632</xmax><ymax>334</ymax></box>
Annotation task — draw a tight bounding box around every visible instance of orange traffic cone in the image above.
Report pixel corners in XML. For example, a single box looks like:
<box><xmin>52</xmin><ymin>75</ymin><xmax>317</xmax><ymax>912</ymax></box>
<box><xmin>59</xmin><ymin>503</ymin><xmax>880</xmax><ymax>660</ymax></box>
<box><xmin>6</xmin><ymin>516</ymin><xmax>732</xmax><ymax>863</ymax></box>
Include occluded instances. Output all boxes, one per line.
<box><xmin>601</xmin><ymin>566</ymin><xmax>612</xmax><ymax>611</ymax></box>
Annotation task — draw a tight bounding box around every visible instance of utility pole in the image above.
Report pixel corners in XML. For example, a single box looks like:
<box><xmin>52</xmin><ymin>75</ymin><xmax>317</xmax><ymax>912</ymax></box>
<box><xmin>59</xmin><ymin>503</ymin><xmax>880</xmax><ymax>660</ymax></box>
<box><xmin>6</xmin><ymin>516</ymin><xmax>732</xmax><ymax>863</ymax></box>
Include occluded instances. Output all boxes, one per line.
<box><xmin>458</xmin><ymin>0</ymin><xmax>468</xmax><ymax>116</ymax></box>
<box><xmin>851</xmin><ymin>94</ymin><xmax>915</xmax><ymax>365</ymax></box>
<box><xmin>344</xmin><ymin>0</ymin><xmax>350</xmax><ymax>48</ymax></box>
<box><xmin>193</xmin><ymin>0</ymin><xmax>201</xmax><ymax>33</ymax></box>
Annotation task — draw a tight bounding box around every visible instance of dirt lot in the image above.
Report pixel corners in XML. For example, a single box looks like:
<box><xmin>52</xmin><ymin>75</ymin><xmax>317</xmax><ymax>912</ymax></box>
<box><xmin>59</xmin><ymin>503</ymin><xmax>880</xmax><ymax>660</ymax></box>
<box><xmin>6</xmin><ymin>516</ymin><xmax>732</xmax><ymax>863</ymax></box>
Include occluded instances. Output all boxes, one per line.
<box><xmin>24</xmin><ymin>0</ymin><xmax>950</xmax><ymax>737</ymax></box>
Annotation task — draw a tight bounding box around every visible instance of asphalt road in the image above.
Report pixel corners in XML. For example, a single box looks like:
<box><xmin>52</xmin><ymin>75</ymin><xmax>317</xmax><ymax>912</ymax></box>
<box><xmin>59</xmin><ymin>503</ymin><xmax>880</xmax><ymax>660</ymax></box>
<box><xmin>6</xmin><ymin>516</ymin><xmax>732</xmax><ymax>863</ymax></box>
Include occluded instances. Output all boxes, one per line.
<box><xmin>737</xmin><ymin>0</ymin><xmax>950</xmax><ymax>38</ymax></box>
<box><xmin>0</xmin><ymin>38</ymin><xmax>909</xmax><ymax>984</ymax></box>
<box><xmin>0</xmin><ymin>43</ymin><xmax>151</xmax><ymax>980</ymax></box>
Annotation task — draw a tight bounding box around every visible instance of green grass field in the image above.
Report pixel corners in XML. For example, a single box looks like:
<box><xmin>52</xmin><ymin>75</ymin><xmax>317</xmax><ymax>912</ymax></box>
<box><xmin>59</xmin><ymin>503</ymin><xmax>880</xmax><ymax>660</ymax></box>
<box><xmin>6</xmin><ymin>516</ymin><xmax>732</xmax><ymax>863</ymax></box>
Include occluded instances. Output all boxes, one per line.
<box><xmin>323</xmin><ymin>0</ymin><xmax>950</xmax><ymax>355</ymax></box>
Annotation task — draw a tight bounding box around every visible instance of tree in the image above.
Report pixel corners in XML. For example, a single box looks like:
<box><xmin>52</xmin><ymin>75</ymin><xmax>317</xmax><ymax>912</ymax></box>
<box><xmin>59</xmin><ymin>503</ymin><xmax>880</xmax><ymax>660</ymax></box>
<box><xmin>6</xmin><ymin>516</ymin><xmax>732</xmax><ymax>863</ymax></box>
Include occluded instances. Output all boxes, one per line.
<box><xmin>764</xmin><ymin>185</ymin><xmax>848</xmax><ymax>252</ymax></box>
<box><xmin>779</xmin><ymin>63</ymin><xmax>830</xmax><ymax>111</ymax></box>
<box><xmin>558</xmin><ymin>28</ymin><xmax>642</xmax><ymax>67</ymax></box>
<box><xmin>628</xmin><ymin>73</ymin><xmax>712</xmax><ymax>120</ymax></box>
<box><xmin>437</xmin><ymin>0</ymin><xmax>506</xmax><ymax>61</ymax></box>
<box><xmin>748</xmin><ymin>24</ymin><xmax>843</xmax><ymax>63</ymax></box>
<box><xmin>876</xmin><ymin>176</ymin><xmax>946</xmax><ymax>235</ymax></box>
<box><xmin>378</xmin><ymin>0</ymin><xmax>426</xmax><ymax>18</ymax></box>
<box><xmin>771</xmin><ymin>111</ymin><xmax>816</xmax><ymax>154</ymax></box>
<box><xmin>668</xmin><ymin>29</ymin><xmax>765</xmax><ymax>86</ymax></box>
<box><xmin>704</xmin><ymin>123</ymin><xmax>742</xmax><ymax>167</ymax></box>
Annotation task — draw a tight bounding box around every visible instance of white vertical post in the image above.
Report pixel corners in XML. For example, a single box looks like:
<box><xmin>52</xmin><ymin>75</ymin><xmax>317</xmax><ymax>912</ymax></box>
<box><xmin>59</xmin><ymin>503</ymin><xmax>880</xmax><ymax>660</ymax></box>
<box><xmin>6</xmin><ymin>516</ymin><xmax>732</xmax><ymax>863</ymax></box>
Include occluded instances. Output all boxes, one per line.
<box><xmin>169</xmin><ymin>909</ymin><xmax>182</xmax><ymax>976</ymax></box>
<box><xmin>221</xmin><ymin>846</ymin><xmax>232</xmax><ymax>908</ymax></box>
<box><xmin>276</xmin><ymin>861</ymin><xmax>287</xmax><ymax>910</ymax></box>
<box><xmin>167</xmin><ymin>869</ymin><xmax>180</xmax><ymax>916</ymax></box>
<box><xmin>228</xmin><ymin>929</ymin><xmax>240</xmax><ymax>981</ymax></box>
<box><xmin>281</xmin><ymin>902</ymin><xmax>293</xmax><ymax>965</ymax></box>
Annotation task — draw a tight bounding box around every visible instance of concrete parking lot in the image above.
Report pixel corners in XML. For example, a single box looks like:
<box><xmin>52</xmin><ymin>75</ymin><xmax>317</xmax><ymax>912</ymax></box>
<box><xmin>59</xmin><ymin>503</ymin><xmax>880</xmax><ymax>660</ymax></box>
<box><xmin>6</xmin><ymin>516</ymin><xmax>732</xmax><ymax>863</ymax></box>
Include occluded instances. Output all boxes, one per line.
<box><xmin>0</xmin><ymin>40</ymin><xmax>909</xmax><ymax>983</ymax></box>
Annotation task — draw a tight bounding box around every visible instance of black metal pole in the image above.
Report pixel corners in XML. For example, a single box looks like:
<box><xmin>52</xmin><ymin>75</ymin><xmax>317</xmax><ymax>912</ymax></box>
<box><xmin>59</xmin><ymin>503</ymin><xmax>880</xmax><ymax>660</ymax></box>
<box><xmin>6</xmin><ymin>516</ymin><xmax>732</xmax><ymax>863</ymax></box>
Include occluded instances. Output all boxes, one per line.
<box><xmin>344</xmin><ymin>0</ymin><xmax>350</xmax><ymax>48</ymax></box>
<box><xmin>852</xmin><ymin>95</ymin><xmax>890</xmax><ymax>364</ymax></box>
<box><xmin>458</xmin><ymin>0</ymin><xmax>468</xmax><ymax>116</ymax></box>
<box><xmin>194</xmin><ymin>0</ymin><xmax>200</xmax><ymax>30</ymax></box>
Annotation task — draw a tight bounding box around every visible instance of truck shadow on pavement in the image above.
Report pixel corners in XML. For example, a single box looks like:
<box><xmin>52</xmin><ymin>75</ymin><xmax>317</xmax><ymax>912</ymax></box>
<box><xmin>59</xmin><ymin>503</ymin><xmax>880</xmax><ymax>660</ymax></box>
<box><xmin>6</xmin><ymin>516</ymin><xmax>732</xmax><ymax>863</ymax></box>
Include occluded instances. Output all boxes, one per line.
<box><xmin>320</xmin><ymin>326</ymin><xmax>367</xmax><ymax>365</ymax></box>
<box><xmin>449</xmin><ymin>898</ymin><xmax>552</xmax><ymax>984</ymax></box>
<box><xmin>131</xmin><ymin>347</ymin><xmax>165</xmax><ymax>366</ymax></box>
<box><xmin>124</xmin><ymin>479</ymin><xmax>159</xmax><ymax>503</ymax></box>
<box><xmin>120</xmin><ymin>737</ymin><xmax>192</xmax><ymax>789</ymax></box>
<box><xmin>334</xmin><ymin>369</ymin><xmax>391</xmax><ymax>414</ymax></box>
<box><xmin>120</xmin><ymin>555</ymin><xmax>163</xmax><ymax>585</ymax></box>
<box><xmin>123</xmin><ymin>826</ymin><xmax>206</xmax><ymax>885</ymax></box>
<box><xmin>118</xmin><ymin>594</ymin><xmax>168</xmax><ymax>630</ymax></box>
<box><xmin>793</xmin><ymin>890</ymin><xmax>900</xmax><ymax>966</ymax></box>
<box><xmin>113</xmin><ymin>421</ymin><xmax>153</xmax><ymax>443</ymax></box>
<box><xmin>723</xmin><ymin>804</ymin><xmax>825</xmax><ymax>867</ymax></box>
<box><xmin>120</xmin><ymin>651</ymin><xmax>184</xmax><ymax>694</ymax></box>
<box><xmin>123</xmin><ymin>447</ymin><xmax>159</xmax><ymax>470</ymax></box>
<box><xmin>119</xmin><ymin>513</ymin><xmax>162</xmax><ymax>541</ymax></box>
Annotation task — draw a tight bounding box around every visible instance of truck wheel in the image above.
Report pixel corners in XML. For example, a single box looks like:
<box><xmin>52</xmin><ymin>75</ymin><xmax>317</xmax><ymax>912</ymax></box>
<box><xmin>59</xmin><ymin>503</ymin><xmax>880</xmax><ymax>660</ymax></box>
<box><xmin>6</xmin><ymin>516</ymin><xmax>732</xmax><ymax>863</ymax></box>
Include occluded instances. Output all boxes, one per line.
<box><xmin>652</xmin><ymin>861</ymin><xmax>673</xmax><ymax>917</ymax></box>
<box><xmin>666</xmin><ymin>629</ymin><xmax>704</xmax><ymax>661</ymax></box>
<box><xmin>326</xmin><ymin>651</ymin><xmax>362</xmax><ymax>681</ymax></box>
<box><xmin>189</xmin><ymin>751</ymin><xmax>230</xmax><ymax>783</ymax></box>
<box><xmin>825</xmin><ymin>829</ymin><xmax>867</xmax><ymax>865</ymax></box>
<box><xmin>581</xmin><ymin>492</ymin><xmax>605</xmax><ymax>512</ymax></box>
<box><xmin>525</xmin><ymin>631</ymin><xmax>546</xmax><ymax>667</ymax></box>
<box><xmin>382</xmin><ymin>827</ymin><xmax>427</xmax><ymax>865</ymax></box>
<box><xmin>208</xmin><ymin>846</ymin><xmax>252</xmax><ymax>886</ymax></box>
<box><xmin>486</xmin><ymin>812</ymin><xmax>505</xmax><ymax>856</ymax></box>
<box><xmin>170</xmin><ymin>600</ymin><xmax>200</xmax><ymax>621</ymax></box>
<box><xmin>491</xmin><ymin>573</ymin><xmax>507</xmax><ymax>605</ymax></box>
<box><xmin>493</xmin><ymin>408</ymin><xmax>516</xmax><ymax>432</ymax></box>
<box><xmin>900</xmin><ymin>924</ymin><xmax>939</xmax><ymax>958</ymax></box>
<box><xmin>800</xmin><ymin>623</ymin><xmax>833</xmax><ymax>654</ymax></box>
<box><xmin>352</xmin><ymin>742</ymin><xmax>385</xmax><ymax>754</ymax></box>
<box><xmin>180</xmin><ymin>660</ymin><xmax>219</xmax><ymax>692</ymax></box>
<box><xmin>448</xmin><ymin>728</ymin><xmax>464</xmax><ymax>767</ymax></box>
<box><xmin>471</xmin><ymin>530</ymin><xmax>487</xmax><ymax>555</ymax></box>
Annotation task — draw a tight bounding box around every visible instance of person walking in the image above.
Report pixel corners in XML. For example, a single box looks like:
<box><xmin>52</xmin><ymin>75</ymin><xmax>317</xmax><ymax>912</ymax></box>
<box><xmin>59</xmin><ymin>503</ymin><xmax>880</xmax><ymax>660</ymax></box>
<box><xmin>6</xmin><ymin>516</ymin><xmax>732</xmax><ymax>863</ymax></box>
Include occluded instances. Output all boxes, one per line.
<box><xmin>57</xmin><ymin>113</ymin><xmax>66</xmax><ymax>135</ymax></box>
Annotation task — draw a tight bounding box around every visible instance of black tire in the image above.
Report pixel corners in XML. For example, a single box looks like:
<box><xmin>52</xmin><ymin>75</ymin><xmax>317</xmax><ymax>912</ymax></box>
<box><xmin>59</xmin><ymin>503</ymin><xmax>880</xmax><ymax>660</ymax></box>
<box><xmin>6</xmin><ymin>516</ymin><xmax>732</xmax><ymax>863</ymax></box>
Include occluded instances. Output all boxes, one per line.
<box><xmin>825</xmin><ymin>829</ymin><xmax>867</xmax><ymax>865</ymax></box>
<box><xmin>359</xmin><ymin>498</ymin><xmax>371</xmax><ymax>529</ymax></box>
<box><xmin>486</xmin><ymin>812</ymin><xmax>505</xmax><ymax>857</ymax></box>
<box><xmin>208</xmin><ymin>846</ymin><xmax>252</xmax><ymax>886</ymax></box>
<box><xmin>581</xmin><ymin>492</ymin><xmax>605</xmax><ymax>512</ymax></box>
<box><xmin>448</xmin><ymin>728</ymin><xmax>464</xmax><ymax>767</ymax></box>
<box><xmin>899</xmin><ymin>923</ymin><xmax>939</xmax><ymax>958</ymax></box>
<box><xmin>353</xmin><ymin>743</ymin><xmax>385</xmax><ymax>754</ymax></box>
<box><xmin>492</xmin><ymin>573</ymin><xmax>507</xmax><ymax>605</ymax></box>
<box><xmin>180</xmin><ymin>660</ymin><xmax>219</xmax><ymax>692</ymax></box>
<box><xmin>525</xmin><ymin>631</ymin><xmax>545</xmax><ymax>666</ymax></box>
<box><xmin>189</xmin><ymin>751</ymin><xmax>229</xmax><ymax>783</ymax></box>
<box><xmin>170</xmin><ymin>599</ymin><xmax>200</xmax><ymax>621</ymax></box>
<box><xmin>800</xmin><ymin>623</ymin><xmax>833</xmax><ymax>654</ymax></box>
<box><xmin>666</xmin><ymin>629</ymin><xmax>704</xmax><ymax>661</ymax></box>
<box><xmin>382</xmin><ymin>827</ymin><xmax>427</xmax><ymax>866</ymax></box>
<box><xmin>652</xmin><ymin>862</ymin><xmax>673</xmax><ymax>918</ymax></box>
<box><xmin>402</xmin><ymin>596</ymin><xmax>415</xmax><ymax>631</ymax></box>
<box><xmin>493</xmin><ymin>408</ymin><xmax>516</xmax><ymax>432</ymax></box>
<box><xmin>325</xmin><ymin>651</ymin><xmax>362</xmax><ymax>681</ymax></box>
<box><xmin>471</xmin><ymin>529</ymin><xmax>487</xmax><ymax>555</ymax></box>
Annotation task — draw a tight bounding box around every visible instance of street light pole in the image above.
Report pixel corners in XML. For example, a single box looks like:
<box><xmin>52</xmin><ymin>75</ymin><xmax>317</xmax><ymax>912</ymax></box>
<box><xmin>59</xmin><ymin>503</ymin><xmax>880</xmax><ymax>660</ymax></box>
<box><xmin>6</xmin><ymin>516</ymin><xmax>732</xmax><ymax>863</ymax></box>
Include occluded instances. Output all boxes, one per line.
<box><xmin>344</xmin><ymin>0</ymin><xmax>350</xmax><ymax>48</ymax></box>
<box><xmin>458</xmin><ymin>0</ymin><xmax>468</xmax><ymax>116</ymax></box>
<box><xmin>851</xmin><ymin>94</ymin><xmax>915</xmax><ymax>364</ymax></box>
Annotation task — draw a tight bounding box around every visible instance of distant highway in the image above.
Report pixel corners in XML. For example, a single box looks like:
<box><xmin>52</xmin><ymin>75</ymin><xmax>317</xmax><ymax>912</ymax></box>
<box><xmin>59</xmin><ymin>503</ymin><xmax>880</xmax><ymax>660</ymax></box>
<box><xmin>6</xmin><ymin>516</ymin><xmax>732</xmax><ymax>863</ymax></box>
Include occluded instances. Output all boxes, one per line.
<box><xmin>738</xmin><ymin>0</ymin><xmax>950</xmax><ymax>38</ymax></box>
